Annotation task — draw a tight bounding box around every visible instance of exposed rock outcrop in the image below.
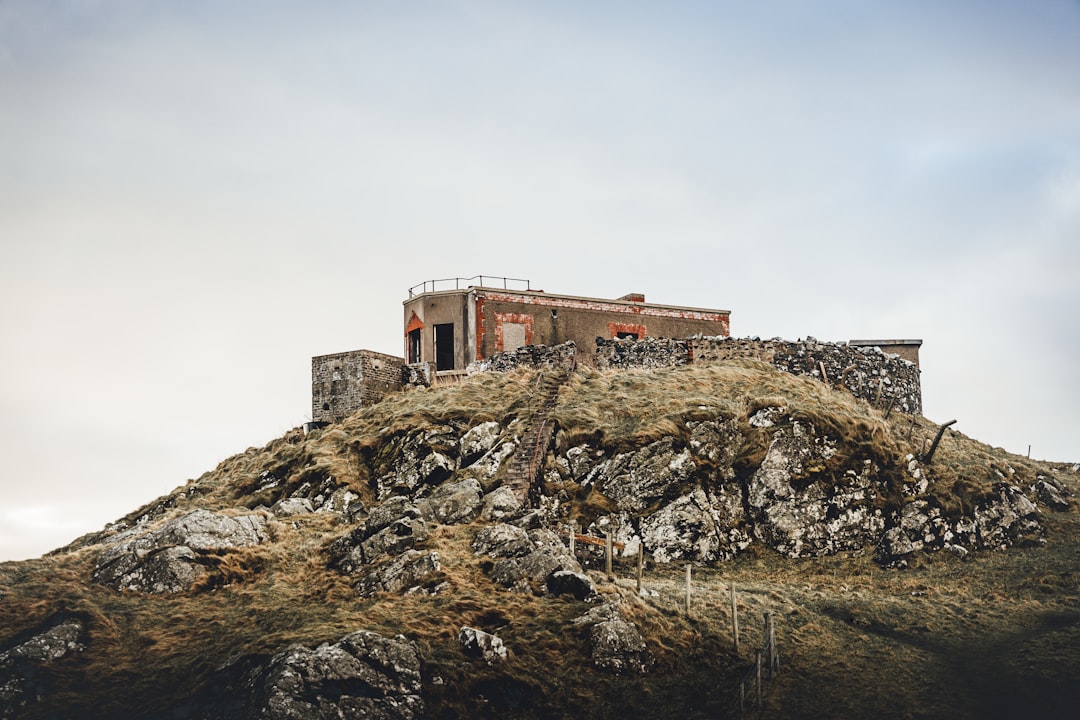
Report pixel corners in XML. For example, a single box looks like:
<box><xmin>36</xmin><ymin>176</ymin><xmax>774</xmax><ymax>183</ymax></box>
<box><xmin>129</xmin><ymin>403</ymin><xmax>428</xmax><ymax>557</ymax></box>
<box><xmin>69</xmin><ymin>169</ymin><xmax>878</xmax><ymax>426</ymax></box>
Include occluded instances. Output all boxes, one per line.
<box><xmin>354</xmin><ymin>550</ymin><xmax>444</xmax><ymax>596</ymax></box>
<box><xmin>0</xmin><ymin>617</ymin><xmax>85</xmax><ymax>718</ymax></box>
<box><xmin>573</xmin><ymin>603</ymin><xmax>652</xmax><ymax>674</ymax></box>
<box><xmin>93</xmin><ymin>509</ymin><xmax>270</xmax><ymax>593</ymax></box>
<box><xmin>374</xmin><ymin>427</ymin><xmax>458</xmax><ymax>499</ymax></box>
<box><xmin>746</xmin><ymin>421</ymin><xmax>885</xmax><ymax>557</ymax></box>
<box><xmin>327</xmin><ymin>500</ymin><xmax>430</xmax><ymax>575</ymax></box>
<box><xmin>593</xmin><ymin>438</ymin><xmax>696</xmax><ymax>513</ymax></box>
<box><xmin>876</xmin><ymin>482</ymin><xmax>1046</xmax><ymax>566</ymax></box>
<box><xmin>416</xmin><ymin>477</ymin><xmax>483</xmax><ymax>525</ymax></box>
<box><xmin>473</xmin><ymin>525</ymin><xmax>585</xmax><ymax>594</ymax></box>
<box><xmin>236</xmin><ymin>631</ymin><xmax>424</xmax><ymax>720</ymax></box>
<box><xmin>639</xmin><ymin>488</ymin><xmax>750</xmax><ymax>563</ymax></box>
<box><xmin>458</xmin><ymin>627</ymin><xmax>509</xmax><ymax>665</ymax></box>
<box><xmin>326</xmin><ymin>496</ymin><xmax>444</xmax><ymax>595</ymax></box>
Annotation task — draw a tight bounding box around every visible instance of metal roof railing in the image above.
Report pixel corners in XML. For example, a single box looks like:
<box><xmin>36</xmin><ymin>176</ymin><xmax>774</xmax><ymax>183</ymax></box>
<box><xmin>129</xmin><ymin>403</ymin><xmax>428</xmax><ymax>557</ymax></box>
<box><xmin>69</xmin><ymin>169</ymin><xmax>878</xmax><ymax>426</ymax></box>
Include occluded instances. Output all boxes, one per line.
<box><xmin>407</xmin><ymin>275</ymin><xmax>532</xmax><ymax>298</ymax></box>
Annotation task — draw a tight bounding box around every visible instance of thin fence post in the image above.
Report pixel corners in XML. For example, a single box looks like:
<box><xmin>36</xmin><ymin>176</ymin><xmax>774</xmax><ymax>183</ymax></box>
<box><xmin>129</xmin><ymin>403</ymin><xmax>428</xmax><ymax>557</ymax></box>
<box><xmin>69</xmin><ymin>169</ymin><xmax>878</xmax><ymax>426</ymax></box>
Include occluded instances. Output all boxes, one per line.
<box><xmin>740</xmin><ymin>680</ymin><xmax>745</xmax><ymax>718</ymax></box>
<box><xmin>756</xmin><ymin>652</ymin><xmax>763</xmax><ymax>707</ymax></box>
<box><xmin>604</xmin><ymin>531</ymin><xmax>614</xmax><ymax>581</ymax></box>
<box><xmin>569</xmin><ymin>522</ymin><xmax>575</xmax><ymax>556</ymax></box>
<box><xmin>730</xmin><ymin>584</ymin><xmax>740</xmax><ymax>653</ymax></box>
<box><xmin>764</xmin><ymin>612</ymin><xmax>776</xmax><ymax>678</ymax></box>
<box><xmin>636</xmin><ymin>543</ymin><xmax>643</xmax><ymax>593</ymax></box>
<box><xmin>685</xmin><ymin>563</ymin><xmax>692</xmax><ymax>617</ymax></box>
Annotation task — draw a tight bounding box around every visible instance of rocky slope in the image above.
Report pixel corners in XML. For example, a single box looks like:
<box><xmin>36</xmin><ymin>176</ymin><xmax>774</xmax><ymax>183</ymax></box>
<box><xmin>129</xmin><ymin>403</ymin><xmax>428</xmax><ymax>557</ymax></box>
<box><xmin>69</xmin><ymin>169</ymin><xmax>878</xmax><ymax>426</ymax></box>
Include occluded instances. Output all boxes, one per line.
<box><xmin>0</xmin><ymin>361</ymin><xmax>1076</xmax><ymax>719</ymax></box>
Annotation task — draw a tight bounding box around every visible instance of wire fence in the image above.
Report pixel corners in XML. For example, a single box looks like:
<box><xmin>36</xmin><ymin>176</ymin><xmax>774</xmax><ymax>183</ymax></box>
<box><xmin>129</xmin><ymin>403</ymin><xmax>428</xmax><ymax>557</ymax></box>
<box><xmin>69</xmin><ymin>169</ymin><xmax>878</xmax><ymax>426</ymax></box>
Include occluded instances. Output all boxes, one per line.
<box><xmin>566</xmin><ymin>526</ymin><xmax>783</xmax><ymax>717</ymax></box>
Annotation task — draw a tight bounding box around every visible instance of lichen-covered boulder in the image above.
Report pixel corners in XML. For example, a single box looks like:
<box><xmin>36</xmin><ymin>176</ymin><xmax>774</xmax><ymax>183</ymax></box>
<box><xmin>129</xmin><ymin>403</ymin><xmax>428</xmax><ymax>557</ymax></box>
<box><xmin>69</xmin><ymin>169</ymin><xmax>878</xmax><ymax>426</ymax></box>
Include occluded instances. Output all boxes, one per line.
<box><xmin>590</xmin><ymin>617</ymin><xmax>650</xmax><ymax>674</ymax></box>
<box><xmin>973</xmin><ymin>483</ymin><xmax>1043</xmax><ymax>548</ymax></box>
<box><xmin>374</xmin><ymin>427</ymin><xmax>458</xmax><ymax>499</ymax></box>
<box><xmin>0</xmin><ymin>618</ymin><xmax>85</xmax><ymax>717</ymax></box>
<box><xmin>471</xmin><ymin>523</ymin><xmax>532</xmax><ymax>558</ymax></box>
<box><xmin>458</xmin><ymin>421</ymin><xmax>503</xmax><ymax>467</ymax></box>
<box><xmin>639</xmin><ymin>488</ymin><xmax>750</xmax><ymax>563</ymax></box>
<box><xmin>327</xmin><ymin>500</ymin><xmax>431</xmax><ymax>575</ymax></box>
<box><xmin>687</xmin><ymin>418</ymin><xmax>740</xmax><ymax>470</ymax></box>
<box><xmin>747</xmin><ymin>423</ymin><xmax>884</xmax><ymax>557</ymax></box>
<box><xmin>270</xmin><ymin>497</ymin><xmax>314</xmax><ymax>517</ymax></box>
<box><xmin>564</xmin><ymin>444</ymin><xmax>607</xmax><ymax>483</ymax></box>
<box><xmin>355</xmin><ymin>550</ymin><xmax>443</xmax><ymax>597</ymax></box>
<box><xmin>458</xmin><ymin>627</ymin><xmax>509</xmax><ymax>664</ymax></box>
<box><xmin>573</xmin><ymin>603</ymin><xmax>652</xmax><ymax>674</ymax></box>
<box><xmin>92</xmin><ymin>510</ymin><xmax>269</xmax><ymax>593</ymax></box>
<box><xmin>477</xmin><ymin>527</ymin><xmax>583</xmax><ymax>594</ymax></box>
<box><xmin>480</xmin><ymin>486</ymin><xmax>523</xmax><ymax>521</ymax></box>
<box><xmin>243</xmin><ymin>631</ymin><xmax>424</xmax><ymax>720</ymax></box>
<box><xmin>595</xmin><ymin>438</ymin><xmax>696</xmax><ymax>513</ymax></box>
<box><xmin>416</xmin><ymin>478</ymin><xmax>483</xmax><ymax>525</ymax></box>
<box><xmin>459</xmin><ymin>435</ymin><xmax>520</xmax><ymax>489</ymax></box>
<box><xmin>1033</xmin><ymin>476</ymin><xmax>1071</xmax><ymax>511</ymax></box>
<box><xmin>877</xmin><ymin>483</ymin><xmax>1045</xmax><ymax>566</ymax></box>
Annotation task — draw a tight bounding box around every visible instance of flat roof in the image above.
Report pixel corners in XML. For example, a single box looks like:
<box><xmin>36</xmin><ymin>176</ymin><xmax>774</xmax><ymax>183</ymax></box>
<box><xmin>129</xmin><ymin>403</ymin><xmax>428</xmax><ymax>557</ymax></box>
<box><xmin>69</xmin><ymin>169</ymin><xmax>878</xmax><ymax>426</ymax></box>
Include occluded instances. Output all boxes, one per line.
<box><xmin>405</xmin><ymin>285</ymin><xmax>730</xmax><ymax>316</ymax></box>
<box><xmin>848</xmin><ymin>339</ymin><xmax>923</xmax><ymax>346</ymax></box>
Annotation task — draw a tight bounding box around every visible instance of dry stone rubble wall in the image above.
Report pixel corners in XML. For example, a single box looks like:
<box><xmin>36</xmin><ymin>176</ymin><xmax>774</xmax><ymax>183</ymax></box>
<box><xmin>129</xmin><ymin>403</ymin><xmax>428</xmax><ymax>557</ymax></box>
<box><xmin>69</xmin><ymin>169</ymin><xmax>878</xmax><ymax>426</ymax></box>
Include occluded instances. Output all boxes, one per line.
<box><xmin>597</xmin><ymin>336</ymin><xmax>922</xmax><ymax>414</ymax></box>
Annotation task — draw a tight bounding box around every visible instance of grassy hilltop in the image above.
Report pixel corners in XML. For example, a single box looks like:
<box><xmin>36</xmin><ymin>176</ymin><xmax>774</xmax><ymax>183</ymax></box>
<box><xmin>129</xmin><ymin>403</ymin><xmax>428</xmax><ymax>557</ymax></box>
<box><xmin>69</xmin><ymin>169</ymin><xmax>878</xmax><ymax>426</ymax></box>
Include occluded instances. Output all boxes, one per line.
<box><xmin>1</xmin><ymin>361</ymin><xmax>1077</xmax><ymax>719</ymax></box>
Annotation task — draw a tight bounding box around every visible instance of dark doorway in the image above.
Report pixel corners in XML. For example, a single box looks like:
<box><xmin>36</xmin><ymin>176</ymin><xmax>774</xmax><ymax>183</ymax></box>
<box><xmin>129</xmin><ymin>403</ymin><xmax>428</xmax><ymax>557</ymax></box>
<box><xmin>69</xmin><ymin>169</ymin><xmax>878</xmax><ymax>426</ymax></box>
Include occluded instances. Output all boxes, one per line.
<box><xmin>434</xmin><ymin>323</ymin><xmax>455</xmax><ymax>371</ymax></box>
<box><xmin>407</xmin><ymin>328</ymin><xmax>421</xmax><ymax>364</ymax></box>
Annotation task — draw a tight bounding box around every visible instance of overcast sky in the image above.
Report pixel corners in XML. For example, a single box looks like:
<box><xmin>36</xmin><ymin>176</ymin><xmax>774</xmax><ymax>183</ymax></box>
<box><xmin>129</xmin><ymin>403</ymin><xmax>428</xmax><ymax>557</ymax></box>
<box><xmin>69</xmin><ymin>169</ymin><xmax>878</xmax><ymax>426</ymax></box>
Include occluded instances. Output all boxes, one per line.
<box><xmin>1</xmin><ymin>0</ymin><xmax>1078</xmax><ymax>561</ymax></box>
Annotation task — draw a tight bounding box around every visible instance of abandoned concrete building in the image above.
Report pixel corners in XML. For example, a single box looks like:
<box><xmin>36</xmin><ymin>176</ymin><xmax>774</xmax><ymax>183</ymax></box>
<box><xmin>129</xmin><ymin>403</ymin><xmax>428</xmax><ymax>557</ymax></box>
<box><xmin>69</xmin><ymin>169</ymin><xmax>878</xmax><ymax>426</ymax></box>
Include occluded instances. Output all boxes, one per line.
<box><xmin>402</xmin><ymin>277</ymin><xmax>731</xmax><ymax>372</ymax></box>
<box><xmin>310</xmin><ymin>276</ymin><xmax>921</xmax><ymax>424</ymax></box>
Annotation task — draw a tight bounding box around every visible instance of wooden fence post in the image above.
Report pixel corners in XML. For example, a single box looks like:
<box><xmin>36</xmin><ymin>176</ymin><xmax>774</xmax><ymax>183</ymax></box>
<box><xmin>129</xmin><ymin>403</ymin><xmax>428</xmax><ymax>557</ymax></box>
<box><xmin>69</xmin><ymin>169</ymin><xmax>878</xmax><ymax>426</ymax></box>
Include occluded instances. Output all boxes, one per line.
<box><xmin>756</xmin><ymin>652</ymin><xmax>763</xmax><ymax>707</ymax></box>
<box><xmin>920</xmin><ymin>419</ymin><xmax>956</xmax><ymax>465</ymax></box>
<box><xmin>604</xmin><ymin>531</ymin><xmax>614</xmax><ymax>581</ymax></box>
<box><xmin>770</xmin><ymin>612</ymin><xmax>779</xmax><ymax>674</ymax></box>
<box><xmin>764</xmin><ymin>613</ymin><xmax>773</xmax><ymax>677</ymax></box>
<box><xmin>569</xmin><ymin>522</ymin><xmax>575</xmax><ymax>556</ymax></box>
<box><xmin>685</xmin><ymin>563</ymin><xmax>692</xmax><ymax>617</ymax></box>
<box><xmin>730</xmin><ymin>584</ymin><xmax>740</xmax><ymax>653</ymax></box>
<box><xmin>636</xmin><ymin>543</ymin><xmax>643</xmax><ymax>593</ymax></box>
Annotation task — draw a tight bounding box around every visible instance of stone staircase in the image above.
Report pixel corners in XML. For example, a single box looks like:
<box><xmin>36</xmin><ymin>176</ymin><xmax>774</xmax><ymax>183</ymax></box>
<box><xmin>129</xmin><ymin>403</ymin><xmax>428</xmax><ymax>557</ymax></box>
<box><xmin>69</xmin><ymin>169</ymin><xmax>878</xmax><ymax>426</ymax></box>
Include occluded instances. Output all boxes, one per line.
<box><xmin>503</xmin><ymin>370</ymin><xmax>570</xmax><ymax>507</ymax></box>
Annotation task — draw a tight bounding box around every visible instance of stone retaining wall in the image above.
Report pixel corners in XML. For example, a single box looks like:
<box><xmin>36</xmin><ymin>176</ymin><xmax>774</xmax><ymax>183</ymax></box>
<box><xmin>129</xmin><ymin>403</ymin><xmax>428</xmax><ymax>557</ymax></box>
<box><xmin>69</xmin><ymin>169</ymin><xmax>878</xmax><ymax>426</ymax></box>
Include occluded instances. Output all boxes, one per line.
<box><xmin>317</xmin><ymin>335</ymin><xmax>921</xmax><ymax>424</ymax></box>
<box><xmin>596</xmin><ymin>336</ymin><xmax>921</xmax><ymax>414</ymax></box>
<box><xmin>468</xmin><ymin>342</ymin><xmax>579</xmax><ymax>373</ymax></box>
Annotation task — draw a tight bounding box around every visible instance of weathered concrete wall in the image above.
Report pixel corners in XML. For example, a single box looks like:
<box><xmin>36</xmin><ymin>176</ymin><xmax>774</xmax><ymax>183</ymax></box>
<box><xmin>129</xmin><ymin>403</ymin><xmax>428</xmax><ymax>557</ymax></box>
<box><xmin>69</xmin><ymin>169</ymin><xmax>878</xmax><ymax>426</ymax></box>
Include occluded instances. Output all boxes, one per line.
<box><xmin>475</xmin><ymin>290</ymin><xmax>729</xmax><ymax>362</ymax></box>
<box><xmin>596</xmin><ymin>336</ymin><xmax>922</xmax><ymax>414</ymax></box>
<box><xmin>312</xmin><ymin>350</ymin><xmax>406</xmax><ymax>423</ymax></box>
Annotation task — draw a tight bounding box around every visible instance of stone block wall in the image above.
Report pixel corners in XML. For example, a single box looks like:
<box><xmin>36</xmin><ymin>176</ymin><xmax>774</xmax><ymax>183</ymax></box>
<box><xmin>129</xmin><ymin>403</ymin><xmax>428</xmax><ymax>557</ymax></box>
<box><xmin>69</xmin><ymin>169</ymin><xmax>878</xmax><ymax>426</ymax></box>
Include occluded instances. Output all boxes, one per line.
<box><xmin>312</xmin><ymin>336</ymin><xmax>921</xmax><ymax>423</ymax></box>
<box><xmin>312</xmin><ymin>350</ymin><xmax>407</xmax><ymax>423</ymax></box>
<box><xmin>469</xmin><ymin>342</ymin><xmax>579</xmax><ymax>373</ymax></box>
<box><xmin>595</xmin><ymin>336</ymin><xmax>691</xmax><ymax>369</ymax></box>
<box><xmin>596</xmin><ymin>336</ymin><xmax>922</xmax><ymax>414</ymax></box>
